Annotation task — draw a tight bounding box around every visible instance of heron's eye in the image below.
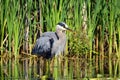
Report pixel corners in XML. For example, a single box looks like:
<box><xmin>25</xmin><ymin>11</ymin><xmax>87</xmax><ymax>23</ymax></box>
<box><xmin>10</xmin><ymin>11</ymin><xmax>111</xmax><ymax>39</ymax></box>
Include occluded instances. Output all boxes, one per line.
<box><xmin>62</xmin><ymin>25</ymin><xmax>66</xmax><ymax>28</ymax></box>
<box><xmin>62</xmin><ymin>30</ymin><xmax>66</xmax><ymax>33</ymax></box>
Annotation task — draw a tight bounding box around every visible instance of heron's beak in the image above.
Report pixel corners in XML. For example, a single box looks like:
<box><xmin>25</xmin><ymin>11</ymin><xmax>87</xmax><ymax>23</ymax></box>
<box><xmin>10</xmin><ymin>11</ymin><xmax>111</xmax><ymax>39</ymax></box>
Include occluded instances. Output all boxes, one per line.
<box><xmin>65</xmin><ymin>27</ymin><xmax>74</xmax><ymax>32</ymax></box>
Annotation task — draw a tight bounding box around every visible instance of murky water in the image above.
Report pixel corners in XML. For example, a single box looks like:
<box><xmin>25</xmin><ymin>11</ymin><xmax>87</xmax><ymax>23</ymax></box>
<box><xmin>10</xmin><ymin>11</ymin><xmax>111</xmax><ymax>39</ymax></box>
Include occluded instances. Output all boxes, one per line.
<box><xmin>0</xmin><ymin>56</ymin><xmax>120</xmax><ymax>80</ymax></box>
<box><xmin>0</xmin><ymin>56</ymin><xmax>88</xmax><ymax>80</ymax></box>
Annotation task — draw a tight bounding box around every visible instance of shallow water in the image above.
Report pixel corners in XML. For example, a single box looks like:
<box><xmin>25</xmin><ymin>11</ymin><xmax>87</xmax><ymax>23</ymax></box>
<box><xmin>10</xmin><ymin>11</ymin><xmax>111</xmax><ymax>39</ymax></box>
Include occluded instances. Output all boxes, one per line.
<box><xmin>0</xmin><ymin>56</ymin><xmax>120</xmax><ymax>80</ymax></box>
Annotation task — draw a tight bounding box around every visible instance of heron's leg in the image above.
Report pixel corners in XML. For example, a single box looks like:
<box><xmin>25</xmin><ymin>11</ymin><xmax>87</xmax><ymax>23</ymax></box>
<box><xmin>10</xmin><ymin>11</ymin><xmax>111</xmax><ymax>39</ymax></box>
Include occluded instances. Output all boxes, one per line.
<box><xmin>47</xmin><ymin>59</ymin><xmax>52</xmax><ymax>77</ymax></box>
<box><xmin>39</xmin><ymin>57</ymin><xmax>44</xmax><ymax>77</ymax></box>
<box><xmin>58</xmin><ymin>54</ymin><xmax>63</xmax><ymax>77</ymax></box>
<box><xmin>53</xmin><ymin>56</ymin><xmax>59</xmax><ymax>79</ymax></box>
<box><xmin>50</xmin><ymin>58</ymin><xmax>54</xmax><ymax>74</ymax></box>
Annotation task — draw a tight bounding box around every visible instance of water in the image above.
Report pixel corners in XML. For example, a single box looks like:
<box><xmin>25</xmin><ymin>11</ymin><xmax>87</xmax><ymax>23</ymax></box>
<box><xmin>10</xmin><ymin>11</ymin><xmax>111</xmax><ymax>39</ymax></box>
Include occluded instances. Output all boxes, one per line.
<box><xmin>0</xmin><ymin>56</ymin><xmax>120</xmax><ymax>80</ymax></box>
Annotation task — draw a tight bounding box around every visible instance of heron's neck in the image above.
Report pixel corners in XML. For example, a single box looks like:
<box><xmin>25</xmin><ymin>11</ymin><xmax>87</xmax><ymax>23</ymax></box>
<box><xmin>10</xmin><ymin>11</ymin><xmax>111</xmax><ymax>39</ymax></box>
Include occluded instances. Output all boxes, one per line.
<box><xmin>55</xmin><ymin>30</ymin><xmax>66</xmax><ymax>39</ymax></box>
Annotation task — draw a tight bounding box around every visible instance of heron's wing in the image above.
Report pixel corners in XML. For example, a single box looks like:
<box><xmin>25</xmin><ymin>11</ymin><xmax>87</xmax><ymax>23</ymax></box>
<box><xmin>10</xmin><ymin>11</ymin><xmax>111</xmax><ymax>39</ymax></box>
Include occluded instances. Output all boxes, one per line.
<box><xmin>42</xmin><ymin>32</ymin><xmax>66</xmax><ymax>56</ymax></box>
<box><xmin>32</xmin><ymin>36</ymin><xmax>54</xmax><ymax>58</ymax></box>
<box><xmin>42</xmin><ymin>32</ymin><xmax>58</xmax><ymax>40</ymax></box>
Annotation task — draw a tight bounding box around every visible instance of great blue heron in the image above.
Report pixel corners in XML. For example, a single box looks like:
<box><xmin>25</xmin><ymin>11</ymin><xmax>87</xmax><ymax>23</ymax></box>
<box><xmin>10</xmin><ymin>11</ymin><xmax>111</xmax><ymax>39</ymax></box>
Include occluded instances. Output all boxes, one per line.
<box><xmin>32</xmin><ymin>22</ymin><xmax>73</xmax><ymax>59</ymax></box>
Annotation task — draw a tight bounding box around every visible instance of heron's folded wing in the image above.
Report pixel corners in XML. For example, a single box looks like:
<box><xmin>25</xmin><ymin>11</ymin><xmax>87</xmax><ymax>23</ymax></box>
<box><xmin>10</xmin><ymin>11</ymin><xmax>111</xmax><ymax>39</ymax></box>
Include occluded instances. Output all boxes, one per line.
<box><xmin>32</xmin><ymin>37</ymin><xmax>53</xmax><ymax>56</ymax></box>
<box><xmin>42</xmin><ymin>32</ymin><xmax>58</xmax><ymax>40</ymax></box>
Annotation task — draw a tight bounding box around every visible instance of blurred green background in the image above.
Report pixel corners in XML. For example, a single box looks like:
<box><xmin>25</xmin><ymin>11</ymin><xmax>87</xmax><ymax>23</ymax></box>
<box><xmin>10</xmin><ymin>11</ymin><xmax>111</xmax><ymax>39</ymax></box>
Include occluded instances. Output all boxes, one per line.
<box><xmin>0</xmin><ymin>0</ymin><xmax>120</xmax><ymax>80</ymax></box>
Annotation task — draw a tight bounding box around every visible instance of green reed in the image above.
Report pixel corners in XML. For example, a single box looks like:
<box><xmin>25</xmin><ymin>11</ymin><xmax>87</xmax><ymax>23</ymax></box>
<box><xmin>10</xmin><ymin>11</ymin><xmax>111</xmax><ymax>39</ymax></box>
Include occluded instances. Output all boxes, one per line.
<box><xmin>0</xmin><ymin>0</ymin><xmax>120</xmax><ymax>79</ymax></box>
<box><xmin>0</xmin><ymin>0</ymin><xmax>4</xmax><ymax>79</ymax></box>
<box><xmin>117</xmin><ymin>17</ymin><xmax>120</xmax><ymax>77</ymax></box>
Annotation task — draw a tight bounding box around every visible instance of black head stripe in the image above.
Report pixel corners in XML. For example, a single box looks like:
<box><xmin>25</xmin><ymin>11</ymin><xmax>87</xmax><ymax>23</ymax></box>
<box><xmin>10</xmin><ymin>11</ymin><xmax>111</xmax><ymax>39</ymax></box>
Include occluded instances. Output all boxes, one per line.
<box><xmin>57</xmin><ymin>22</ymin><xmax>66</xmax><ymax>28</ymax></box>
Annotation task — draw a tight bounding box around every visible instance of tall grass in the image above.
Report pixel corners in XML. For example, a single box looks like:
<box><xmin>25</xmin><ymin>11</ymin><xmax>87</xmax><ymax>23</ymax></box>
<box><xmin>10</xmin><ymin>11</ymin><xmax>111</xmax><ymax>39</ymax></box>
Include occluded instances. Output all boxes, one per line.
<box><xmin>0</xmin><ymin>0</ymin><xmax>120</xmax><ymax>79</ymax></box>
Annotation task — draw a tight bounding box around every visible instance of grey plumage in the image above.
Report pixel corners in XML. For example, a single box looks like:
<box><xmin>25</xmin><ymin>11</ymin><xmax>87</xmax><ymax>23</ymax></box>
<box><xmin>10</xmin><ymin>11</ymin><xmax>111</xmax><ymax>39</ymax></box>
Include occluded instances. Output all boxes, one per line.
<box><xmin>32</xmin><ymin>22</ymin><xmax>72</xmax><ymax>59</ymax></box>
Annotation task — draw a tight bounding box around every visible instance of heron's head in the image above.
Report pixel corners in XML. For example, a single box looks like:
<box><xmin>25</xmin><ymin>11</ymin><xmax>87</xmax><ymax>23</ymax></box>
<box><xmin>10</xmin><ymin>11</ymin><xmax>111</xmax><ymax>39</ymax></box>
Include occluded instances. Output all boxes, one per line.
<box><xmin>56</xmin><ymin>22</ymin><xmax>73</xmax><ymax>32</ymax></box>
